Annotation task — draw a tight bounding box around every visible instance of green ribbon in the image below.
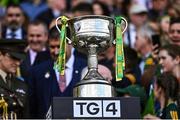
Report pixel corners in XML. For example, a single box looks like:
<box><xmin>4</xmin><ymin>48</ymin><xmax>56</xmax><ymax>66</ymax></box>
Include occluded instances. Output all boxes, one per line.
<box><xmin>54</xmin><ymin>16</ymin><xmax>68</xmax><ymax>75</ymax></box>
<box><xmin>115</xmin><ymin>16</ymin><xmax>125</xmax><ymax>81</ymax></box>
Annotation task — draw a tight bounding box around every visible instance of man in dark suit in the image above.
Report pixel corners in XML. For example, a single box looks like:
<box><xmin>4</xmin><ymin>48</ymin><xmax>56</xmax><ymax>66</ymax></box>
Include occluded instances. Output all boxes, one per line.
<box><xmin>1</xmin><ymin>4</ymin><xmax>27</xmax><ymax>40</ymax></box>
<box><xmin>20</xmin><ymin>21</ymin><xmax>51</xmax><ymax>79</ymax></box>
<box><xmin>28</xmin><ymin>26</ymin><xmax>87</xmax><ymax>118</ymax></box>
<box><xmin>0</xmin><ymin>40</ymin><xmax>29</xmax><ymax>119</ymax></box>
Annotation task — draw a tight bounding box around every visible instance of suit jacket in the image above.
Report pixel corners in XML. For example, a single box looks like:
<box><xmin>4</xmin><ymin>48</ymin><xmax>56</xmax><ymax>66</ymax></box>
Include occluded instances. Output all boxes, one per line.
<box><xmin>28</xmin><ymin>50</ymin><xmax>87</xmax><ymax>118</ymax></box>
<box><xmin>0</xmin><ymin>75</ymin><xmax>29</xmax><ymax>118</ymax></box>
<box><xmin>1</xmin><ymin>26</ymin><xmax>27</xmax><ymax>40</ymax></box>
<box><xmin>20</xmin><ymin>49</ymin><xmax>51</xmax><ymax>80</ymax></box>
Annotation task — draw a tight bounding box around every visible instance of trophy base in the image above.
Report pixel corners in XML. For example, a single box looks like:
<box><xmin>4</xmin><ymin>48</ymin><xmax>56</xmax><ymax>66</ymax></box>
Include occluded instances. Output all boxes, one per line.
<box><xmin>73</xmin><ymin>79</ymin><xmax>115</xmax><ymax>97</ymax></box>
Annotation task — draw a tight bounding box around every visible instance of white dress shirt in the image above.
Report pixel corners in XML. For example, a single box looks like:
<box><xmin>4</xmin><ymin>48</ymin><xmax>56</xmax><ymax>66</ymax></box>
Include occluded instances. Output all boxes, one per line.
<box><xmin>6</xmin><ymin>28</ymin><xmax>23</xmax><ymax>39</ymax></box>
<box><xmin>124</xmin><ymin>23</ymin><xmax>136</xmax><ymax>48</ymax></box>
<box><xmin>139</xmin><ymin>52</ymin><xmax>151</xmax><ymax>74</ymax></box>
<box><xmin>29</xmin><ymin>49</ymin><xmax>37</xmax><ymax>65</ymax></box>
<box><xmin>29</xmin><ymin>47</ymin><xmax>47</xmax><ymax>65</ymax></box>
<box><xmin>0</xmin><ymin>69</ymin><xmax>7</xmax><ymax>83</ymax></box>
<box><xmin>53</xmin><ymin>9</ymin><xmax>61</xmax><ymax>18</ymax></box>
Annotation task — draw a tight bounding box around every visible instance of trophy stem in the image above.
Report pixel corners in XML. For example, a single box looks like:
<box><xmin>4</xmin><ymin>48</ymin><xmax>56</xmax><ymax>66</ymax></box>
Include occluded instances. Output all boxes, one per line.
<box><xmin>88</xmin><ymin>46</ymin><xmax>97</xmax><ymax>70</ymax></box>
<box><xmin>83</xmin><ymin>46</ymin><xmax>104</xmax><ymax>80</ymax></box>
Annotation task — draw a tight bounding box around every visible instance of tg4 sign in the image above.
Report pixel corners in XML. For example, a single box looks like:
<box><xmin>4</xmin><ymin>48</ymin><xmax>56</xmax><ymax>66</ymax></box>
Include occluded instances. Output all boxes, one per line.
<box><xmin>73</xmin><ymin>100</ymin><xmax>121</xmax><ymax>118</ymax></box>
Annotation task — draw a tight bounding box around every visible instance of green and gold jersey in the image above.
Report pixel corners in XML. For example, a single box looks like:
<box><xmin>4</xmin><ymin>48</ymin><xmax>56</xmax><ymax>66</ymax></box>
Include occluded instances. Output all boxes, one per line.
<box><xmin>157</xmin><ymin>103</ymin><xmax>180</xmax><ymax>119</ymax></box>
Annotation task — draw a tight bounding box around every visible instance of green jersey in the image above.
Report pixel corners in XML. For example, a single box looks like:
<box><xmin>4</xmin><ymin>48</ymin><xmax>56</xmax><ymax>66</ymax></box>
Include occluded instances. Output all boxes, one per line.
<box><xmin>157</xmin><ymin>103</ymin><xmax>180</xmax><ymax>119</ymax></box>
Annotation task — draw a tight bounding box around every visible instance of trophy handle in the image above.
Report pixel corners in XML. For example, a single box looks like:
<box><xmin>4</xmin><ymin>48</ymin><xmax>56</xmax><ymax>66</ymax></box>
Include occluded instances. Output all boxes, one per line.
<box><xmin>121</xmin><ymin>17</ymin><xmax>128</xmax><ymax>34</ymax></box>
<box><xmin>113</xmin><ymin>17</ymin><xmax>128</xmax><ymax>44</ymax></box>
<box><xmin>55</xmin><ymin>16</ymin><xmax>72</xmax><ymax>44</ymax></box>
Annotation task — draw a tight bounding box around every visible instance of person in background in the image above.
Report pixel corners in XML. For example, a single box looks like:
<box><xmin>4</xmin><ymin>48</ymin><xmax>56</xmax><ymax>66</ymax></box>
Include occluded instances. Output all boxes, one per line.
<box><xmin>96</xmin><ymin>0</ymin><xmax>114</xmax><ymax>16</ymax></box>
<box><xmin>70</xmin><ymin>0</ymin><xmax>87</xmax><ymax>8</ymax></box>
<box><xmin>71</xmin><ymin>2</ymin><xmax>93</xmax><ymax>17</ymax></box>
<box><xmin>81</xmin><ymin>64</ymin><xmax>113</xmax><ymax>83</ymax></box>
<box><xmin>1</xmin><ymin>3</ymin><xmax>27</xmax><ymax>40</ymax></box>
<box><xmin>148</xmin><ymin>0</ymin><xmax>168</xmax><ymax>22</ymax></box>
<box><xmin>123</xmin><ymin>46</ymin><xmax>141</xmax><ymax>84</ymax></box>
<box><xmin>134</xmin><ymin>26</ymin><xmax>154</xmax><ymax>75</ymax></box>
<box><xmin>158</xmin><ymin>44</ymin><xmax>180</xmax><ymax>83</ymax></box>
<box><xmin>20</xmin><ymin>0</ymin><xmax>48</xmax><ymax>21</ymax></box>
<box><xmin>112</xmin><ymin>0</ymin><xmax>124</xmax><ymax>16</ymax></box>
<box><xmin>35</xmin><ymin>0</ymin><xmax>66</xmax><ymax>26</ymax></box>
<box><xmin>168</xmin><ymin>17</ymin><xmax>180</xmax><ymax>46</ymax></box>
<box><xmin>112</xmin><ymin>46</ymin><xmax>141</xmax><ymax>88</ymax></box>
<box><xmin>124</xmin><ymin>3</ymin><xmax>148</xmax><ymax>48</ymax></box>
<box><xmin>144</xmin><ymin>73</ymin><xmax>180</xmax><ymax>119</ymax></box>
<box><xmin>0</xmin><ymin>40</ymin><xmax>29</xmax><ymax>118</ymax></box>
<box><xmin>28</xmin><ymin>25</ymin><xmax>87</xmax><ymax>118</ymax></box>
<box><xmin>134</xmin><ymin>26</ymin><xmax>157</xmax><ymax>94</ymax></box>
<box><xmin>20</xmin><ymin>21</ymin><xmax>51</xmax><ymax>80</ymax></box>
<box><xmin>92</xmin><ymin>1</ymin><xmax>110</xmax><ymax>16</ymax></box>
<box><xmin>167</xmin><ymin>3</ymin><xmax>180</xmax><ymax>18</ymax></box>
<box><xmin>159</xmin><ymin>16</ymin><xmax>170</xmax><ymax>46</ymax></box>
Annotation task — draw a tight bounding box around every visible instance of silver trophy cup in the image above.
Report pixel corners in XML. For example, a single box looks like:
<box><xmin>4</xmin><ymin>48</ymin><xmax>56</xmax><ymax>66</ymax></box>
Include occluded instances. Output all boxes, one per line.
<box><xmin>56</xmin><ymin>15</ymin><xmax>127</xmax><ymax>97</ymax></box>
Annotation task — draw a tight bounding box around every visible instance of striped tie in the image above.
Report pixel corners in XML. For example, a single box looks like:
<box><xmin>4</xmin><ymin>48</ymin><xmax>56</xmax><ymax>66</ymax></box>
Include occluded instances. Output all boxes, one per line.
<box><xmin>59</xmin><ymin>74</ymin><xmax>66</xmax><ymax>92</ymax></box>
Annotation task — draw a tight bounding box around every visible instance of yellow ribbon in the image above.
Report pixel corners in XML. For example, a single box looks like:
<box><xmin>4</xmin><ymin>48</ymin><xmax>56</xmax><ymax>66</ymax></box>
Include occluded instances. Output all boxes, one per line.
<box><xmin>115</xmin><ymin>16</ymin><xmax>125</xmax><ymax>81</ymax></box>
<box><xmin>54</xmin><ymin>16</ymin><xmax>69</xmax><ymax>75</ymax></box>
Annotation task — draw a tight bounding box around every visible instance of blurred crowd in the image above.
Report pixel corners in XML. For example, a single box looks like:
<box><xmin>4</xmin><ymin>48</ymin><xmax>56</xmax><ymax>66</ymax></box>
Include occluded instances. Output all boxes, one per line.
<box><xmin>0</xmin><ymin>0</ymin><xmax>179</xmax><ymax>119</ymax></box>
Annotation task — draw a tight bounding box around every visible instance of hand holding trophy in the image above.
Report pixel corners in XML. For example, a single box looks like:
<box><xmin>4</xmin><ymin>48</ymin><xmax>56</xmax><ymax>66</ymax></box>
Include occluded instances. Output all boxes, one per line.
<box><xmin>55</xmin><ymin>15</ymin><xmax>128</xmax><ymax>97</ymax></box>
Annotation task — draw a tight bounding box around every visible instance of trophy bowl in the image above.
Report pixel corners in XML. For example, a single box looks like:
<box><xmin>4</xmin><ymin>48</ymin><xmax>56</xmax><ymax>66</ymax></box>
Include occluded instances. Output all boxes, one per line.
<box><xmin>68</xmin><ymin>15</ymin><xmax>114</xmax><ymax>53</ymax></box>
<box><xmin>56</xmin><ymin>15</ymin><xmax>127</xmax><ymax>97</ymax></box>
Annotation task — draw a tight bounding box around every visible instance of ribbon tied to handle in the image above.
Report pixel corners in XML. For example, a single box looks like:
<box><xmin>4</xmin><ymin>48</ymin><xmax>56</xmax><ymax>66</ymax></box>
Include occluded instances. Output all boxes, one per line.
<box><xmin>115</xmin><ymin>16</ymin><xmax>125</xmax><ymax>81</ymax></box>
<box><xmin>54</xmin><ymin>16</ymin><xmax>69</xmax><ymax>75</ymax></box>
